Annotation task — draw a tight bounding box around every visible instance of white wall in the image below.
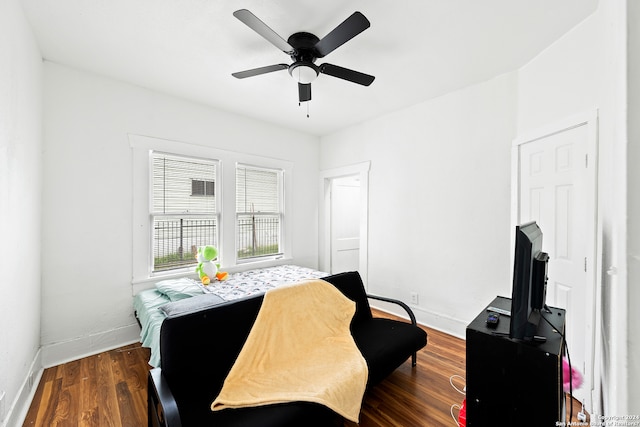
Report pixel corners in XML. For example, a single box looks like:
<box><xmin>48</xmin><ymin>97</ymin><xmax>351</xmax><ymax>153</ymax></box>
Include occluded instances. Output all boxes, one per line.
<box><xmin>320</xmin><ymin>72</ymin><xmax>518</xmax><ymax>337</ymax></box>
<box><xmin>41</xmin><ymin>62</ymin><xmax>321</xmax><ymax>366</ymax></box>
<box><xmin>516</xmin><ymin>14</ymin><xmax>602</xmax><ymax>132</ymax></box>
<box><xmin>0</xmin><ymin>0</ymin><xmax>43</xmax><ymax>425</ymax></box>
<box><xmin>516</xmin><ymin>4</ymin><xmax>634</xmax><ymax>415</ymax></box>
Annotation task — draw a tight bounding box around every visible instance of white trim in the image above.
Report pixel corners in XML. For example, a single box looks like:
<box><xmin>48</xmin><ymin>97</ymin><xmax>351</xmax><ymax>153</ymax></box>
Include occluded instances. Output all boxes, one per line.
<box><xmin>513</xmin><ymin>111</ymin><xmax>597</xmax><ymax>147</ymax></box>
<box><xmin>602</xmin><ymin>0</ymin><xmax>628</xmax><ymax>415</ymax></box>
<box><xmin>5</xmin><ymin>350</ymin><xmax>42</xmax><ymax>427</ymax></box>
<box><xmin>40</xmin><ymin>324</ymin><xmax>141</xmax><ymax>368</ymax></box>
<box><xmin>319</xmin><ymin>162</ymin><xmax>370</xmax><ymax>286</ymax></box>
<box><xmin>511</xmin><ymin>108</ymin><xmax>600</xmax><ymax>412</ymax></box>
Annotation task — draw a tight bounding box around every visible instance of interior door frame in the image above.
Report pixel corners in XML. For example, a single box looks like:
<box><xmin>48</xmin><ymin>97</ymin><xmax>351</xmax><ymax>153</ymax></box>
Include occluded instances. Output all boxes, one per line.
<box><xmin>319</xmin><ymin>161</ymin><xmax>370</xmax><ymax>286</ymax></box>
<box><xmin>511</xmin><ymin>109</ymin><xmax>600</xmax><ymax>411</ymax></box>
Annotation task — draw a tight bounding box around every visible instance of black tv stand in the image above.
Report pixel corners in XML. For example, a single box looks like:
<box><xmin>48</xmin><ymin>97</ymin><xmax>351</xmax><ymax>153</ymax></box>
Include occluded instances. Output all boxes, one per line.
<box><xmin>466</xmin><ymin>296</ymin><xmax>566</xmax><ymax>426</ymax></box>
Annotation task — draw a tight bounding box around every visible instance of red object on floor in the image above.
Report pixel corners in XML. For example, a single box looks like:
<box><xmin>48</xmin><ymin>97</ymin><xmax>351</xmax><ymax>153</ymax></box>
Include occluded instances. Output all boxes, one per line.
<box><xmin>458</xmin><ymin>398</ymin><xmax>466</xmax><ymax>427</ymax></box>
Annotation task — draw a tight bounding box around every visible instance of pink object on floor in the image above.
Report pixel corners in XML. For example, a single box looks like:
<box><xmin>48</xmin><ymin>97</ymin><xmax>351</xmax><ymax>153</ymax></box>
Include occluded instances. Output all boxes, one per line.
<box><xmin>563</xmin><ymin>357</ymin><xmax>583</xmax><ymax>392</ymax></box>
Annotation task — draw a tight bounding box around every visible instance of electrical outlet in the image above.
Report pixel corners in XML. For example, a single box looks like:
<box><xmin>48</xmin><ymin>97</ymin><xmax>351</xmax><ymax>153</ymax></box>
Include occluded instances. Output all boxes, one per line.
<box><xmin>410</xmin><ymin>292</ymin><xmax>419</xmax><ymax>305</ymax></box>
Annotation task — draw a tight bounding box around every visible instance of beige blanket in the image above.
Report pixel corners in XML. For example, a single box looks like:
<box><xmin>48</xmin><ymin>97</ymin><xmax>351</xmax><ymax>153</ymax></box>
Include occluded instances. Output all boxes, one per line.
<box><xmin>211</xmin><ymin>279</ymin><xmax>368</xmax><ymax>422</ymax></box>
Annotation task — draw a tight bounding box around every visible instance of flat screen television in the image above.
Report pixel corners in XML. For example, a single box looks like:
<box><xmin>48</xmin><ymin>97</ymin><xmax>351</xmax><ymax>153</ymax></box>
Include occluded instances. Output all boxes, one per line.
<box><xmin>509</xmin><ymin>221</ymin><xmax>549</xmax><ymax>342</ymax></box>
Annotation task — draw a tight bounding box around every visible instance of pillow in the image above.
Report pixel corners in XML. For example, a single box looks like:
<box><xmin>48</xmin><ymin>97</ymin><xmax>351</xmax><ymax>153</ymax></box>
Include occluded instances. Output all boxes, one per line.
<box><xmin>159</xmin><ymin>293</ymin><xmax>226</xmax><ymax>318</ymax></box>
<box><xmin>154</xmin><ymin>278</ymin><xmax>204</xmax><ymax>302</ymax></box>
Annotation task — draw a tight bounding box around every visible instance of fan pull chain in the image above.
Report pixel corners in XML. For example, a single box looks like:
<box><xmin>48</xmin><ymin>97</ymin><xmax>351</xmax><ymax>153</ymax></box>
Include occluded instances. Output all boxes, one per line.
<box><xmin>298</xmin><ymin>101</ymin><xmax>310</xmax><ymax>118</ymax></box>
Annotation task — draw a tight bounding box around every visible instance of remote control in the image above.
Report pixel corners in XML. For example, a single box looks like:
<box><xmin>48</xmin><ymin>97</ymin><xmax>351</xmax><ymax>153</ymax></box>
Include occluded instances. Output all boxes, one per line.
<box><xmin>486</xmin><ymin>313</ymin><xmax>500</xmax><ymax>328</ymax></box>
<box><xmin>486</xmin><ymin>306</ymin><xmax>511</xmax><ymax>316</ymax></box>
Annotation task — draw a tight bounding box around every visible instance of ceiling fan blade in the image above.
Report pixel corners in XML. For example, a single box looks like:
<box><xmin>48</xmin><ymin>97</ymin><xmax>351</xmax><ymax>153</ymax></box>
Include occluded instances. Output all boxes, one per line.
<box><xmin>298</xmin><ymin>83</ymin><xmax>311</xmax><ymax>102</ymax></box>
<box><xmin>232</xmin><ymin>64</ymin><xmax>289</xmax><ymax>79</ymax></box>
<box><xmin>319</xmin><ymin>63</ymin><xmax>375</xmax><ymax>86</ymax></box>
<box><xmin>233</xmin><ymin>9</ymin><xmax>295</xmax><ymax>55</ymax></box>
<box><xmin>314</xmin><ymin>12</ymin><xmax>370</xmax><ymax>58</ymax></box>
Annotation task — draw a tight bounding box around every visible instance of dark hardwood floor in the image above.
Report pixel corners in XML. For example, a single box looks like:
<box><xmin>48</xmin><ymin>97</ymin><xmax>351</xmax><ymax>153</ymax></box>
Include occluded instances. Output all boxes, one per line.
<box><xmin>23</xmin><ymin>342</ymin><xmax>151</xmax><ymax>427</ymax></box>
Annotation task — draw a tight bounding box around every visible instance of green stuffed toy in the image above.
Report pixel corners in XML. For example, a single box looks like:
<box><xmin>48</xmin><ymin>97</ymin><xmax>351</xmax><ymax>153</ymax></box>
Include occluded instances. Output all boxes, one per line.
<box><xmin>195</xmin><ymin>245</ymin><xmax>228</xmax><ymax>285</ymax></box>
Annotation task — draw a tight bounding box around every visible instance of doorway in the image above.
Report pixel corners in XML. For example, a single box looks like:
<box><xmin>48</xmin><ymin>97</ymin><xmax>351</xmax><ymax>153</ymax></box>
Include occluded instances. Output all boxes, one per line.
<box><xmin>512</xmin><ymin>111</ymin><xmax>599</xmax><ymax>410</ymax></box>
<box><xmin>319</xmin><ymin>162</ymin><xmax>370</xmax><ymax>285</ymax></box>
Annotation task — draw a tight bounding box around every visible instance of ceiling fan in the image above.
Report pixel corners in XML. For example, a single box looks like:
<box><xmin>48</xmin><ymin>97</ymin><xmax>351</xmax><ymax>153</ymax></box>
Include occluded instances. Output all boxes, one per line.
<box><xmin>231</xmin><ymin>9</ymin><xmax>375</xmax><ymax>104</ymax></box>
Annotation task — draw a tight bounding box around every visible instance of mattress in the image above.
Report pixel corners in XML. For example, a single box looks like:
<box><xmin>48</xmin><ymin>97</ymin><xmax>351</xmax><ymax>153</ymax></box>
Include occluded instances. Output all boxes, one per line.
<box><xmin>134</xmin><ymin>264</ymin><xmax>328</xmax><ymax>367</ymax></box>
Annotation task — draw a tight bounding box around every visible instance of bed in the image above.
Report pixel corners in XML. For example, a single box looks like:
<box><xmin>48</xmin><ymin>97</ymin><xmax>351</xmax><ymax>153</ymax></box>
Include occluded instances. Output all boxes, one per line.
<box><xmin>133</xmin><ymin>264</ymin><xmax>328</xmax><ymax>367</ymax></box>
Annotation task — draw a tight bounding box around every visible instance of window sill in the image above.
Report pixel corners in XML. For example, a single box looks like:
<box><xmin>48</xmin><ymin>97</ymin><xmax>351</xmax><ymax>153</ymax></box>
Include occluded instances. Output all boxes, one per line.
<box><xmin>227</xmin><ymin>256</ymin><xmax>292</xmax><ymax>272</ymax></box>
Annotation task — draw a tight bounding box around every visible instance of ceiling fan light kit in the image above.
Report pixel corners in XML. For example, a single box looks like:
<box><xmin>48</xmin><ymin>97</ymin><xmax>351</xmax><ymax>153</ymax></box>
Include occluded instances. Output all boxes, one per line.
<box><xmin>232</xmin><ymin>9</ymin><xmax>375</xmax><ymax>108</ymax></box>
<box><xmin>289</xmin><ymin>62</ymin><xmax>319</xmax><ymax>84</ymax></box>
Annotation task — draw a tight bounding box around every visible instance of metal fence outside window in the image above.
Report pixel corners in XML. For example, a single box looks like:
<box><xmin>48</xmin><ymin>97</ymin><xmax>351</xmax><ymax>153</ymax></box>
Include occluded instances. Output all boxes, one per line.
<box><xmin>153</xmin><ymin>218</ymin><xmax>217</xmax><ymax>271</ymax></box>
<box><xmin>236</xmin><ymin>214</ymin><xmax>281</xmax><ymax>259</ymax></box>
<box><xmin>153</xmin><ymin>215</ymin><xmax>281</xmax><ymax>270</ymax></box>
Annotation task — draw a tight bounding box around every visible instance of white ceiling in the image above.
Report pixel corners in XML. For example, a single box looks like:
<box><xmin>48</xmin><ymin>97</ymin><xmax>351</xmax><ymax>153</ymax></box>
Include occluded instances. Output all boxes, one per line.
<box><xmin>22</xmin><ymin>0</ymin><xmax>598</xmax><ymax>136</ymax></box>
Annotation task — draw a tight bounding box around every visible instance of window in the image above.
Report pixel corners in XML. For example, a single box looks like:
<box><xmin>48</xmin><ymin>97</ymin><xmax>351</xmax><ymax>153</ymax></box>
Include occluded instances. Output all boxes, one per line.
<box><xmin>236</xmin><ymin>164</ymin><xmax>283</xmax><ymax>260</ymax></box>
<box><xmin>152</xmin><ymin>152</ymin><xmax>219</xmax><ymax>272</ymax></box>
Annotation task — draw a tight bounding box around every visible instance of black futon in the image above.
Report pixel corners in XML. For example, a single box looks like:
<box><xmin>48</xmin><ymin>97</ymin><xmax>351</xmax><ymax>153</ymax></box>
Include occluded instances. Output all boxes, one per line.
<box><xmin>148</xmin><ymin>271</ymin><xmax>428</xmax><ymax>427</ymax></box>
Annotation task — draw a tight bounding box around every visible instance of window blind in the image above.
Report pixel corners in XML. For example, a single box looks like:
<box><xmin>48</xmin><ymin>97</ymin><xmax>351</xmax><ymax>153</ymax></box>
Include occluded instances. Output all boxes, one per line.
<box><xmin>236</xmin><ymin>165</ymin><xmax>280</xmax><ymax>213</ymax></box>
<box><xmin>153</xmin><ymin>153</ymin><xmax>217</xmax><ymax>214</ymax></box>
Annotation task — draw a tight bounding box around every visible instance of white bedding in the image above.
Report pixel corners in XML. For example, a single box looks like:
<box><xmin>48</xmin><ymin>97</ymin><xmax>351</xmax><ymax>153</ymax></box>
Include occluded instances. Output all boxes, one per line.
<box><xmin>134</xmin><ymin>265</ymin><xmax>328</xmax><ymax>367</ymax></box>
<box><xmin>198</xmin><ymin>264</ymin><xmax>329</xmax><ymax>300</ymax></box>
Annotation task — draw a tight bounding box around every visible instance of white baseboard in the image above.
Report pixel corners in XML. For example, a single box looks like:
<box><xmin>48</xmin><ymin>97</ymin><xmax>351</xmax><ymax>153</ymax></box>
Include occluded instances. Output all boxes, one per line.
<box><xmin>370</xmin><ymin>300</ymin><xmax>468</xmax><ymax>340</ymax></box>
<box><xmin>3</xmin><ymin>349</ymin><xmax>43</xmax><ymax>427</ymax></box>
<box><xmin>41</xmin><ymin>323</ymin><xmax>141</xmax><ymax>368</ymax></box>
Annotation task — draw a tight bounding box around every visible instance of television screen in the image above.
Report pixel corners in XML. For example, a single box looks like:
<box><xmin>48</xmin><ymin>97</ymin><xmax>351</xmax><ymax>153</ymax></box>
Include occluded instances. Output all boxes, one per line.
<box><xmin>509</xmin><ymin>221</ymin><xmax>548</xmax><ymax>341</ymax></box>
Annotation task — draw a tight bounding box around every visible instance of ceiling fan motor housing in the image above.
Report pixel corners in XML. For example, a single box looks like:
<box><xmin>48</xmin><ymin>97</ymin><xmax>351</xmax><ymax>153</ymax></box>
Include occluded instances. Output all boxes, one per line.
<box><xmin>287</xmin><ymin>32</ymin><xmax>321</xmax><ymax>83</ymax></box>
<box><xmin>287</xmin><ymin>32</ymin><xmax>320</xmax><ymax>61</ymax></box>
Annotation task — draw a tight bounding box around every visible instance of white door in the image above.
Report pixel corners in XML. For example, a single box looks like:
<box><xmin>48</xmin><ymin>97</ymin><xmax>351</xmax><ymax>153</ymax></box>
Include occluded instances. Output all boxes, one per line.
<box><xmin>330</xmin><ymin>175</ymin><xmax>361</xmax><ymax>274</ymax></box>
<box><xmin>517</xmin><ymin>121</ymin><xmax>595</xmax><ymax>407</ymax></box>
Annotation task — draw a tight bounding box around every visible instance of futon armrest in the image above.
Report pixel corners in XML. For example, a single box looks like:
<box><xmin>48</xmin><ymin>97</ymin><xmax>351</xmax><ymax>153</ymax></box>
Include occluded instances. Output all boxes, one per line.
<box><xmin>148</xmin><ymin>368</ymin><xmax>182</xmax><ymax>427</ymax></box>
<box><xmin>366</xmin><ymin>294</ymin><xmax>417</xmax><ymax>326</ymax></box>
<box><xmin>366</xmin><ymin>294</ymin><xmax>420</xmax><ymax>367</ymax></box>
